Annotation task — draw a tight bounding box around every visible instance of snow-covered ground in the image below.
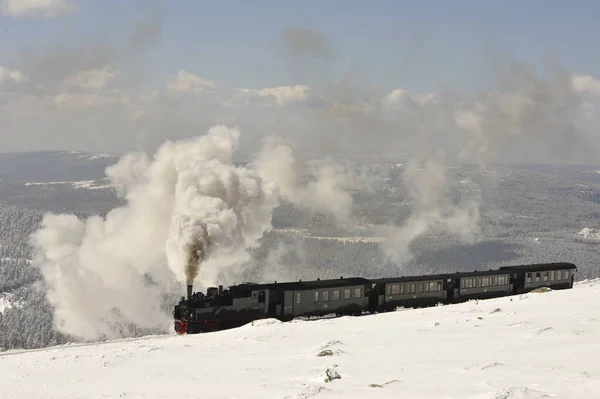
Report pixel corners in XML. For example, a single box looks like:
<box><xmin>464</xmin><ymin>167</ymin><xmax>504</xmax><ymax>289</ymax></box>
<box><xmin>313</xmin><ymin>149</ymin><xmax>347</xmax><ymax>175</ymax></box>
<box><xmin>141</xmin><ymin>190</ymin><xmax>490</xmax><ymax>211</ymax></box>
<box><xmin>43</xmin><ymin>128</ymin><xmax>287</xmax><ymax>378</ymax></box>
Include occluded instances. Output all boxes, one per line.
<box><xmin>0</xmin><ymin>293</ymin><xmax>15</xmax><ymax>314</ymax></box>
<box><xmin>576</xmin><ymin>227</ymin><xmax>600</xmax><ymax>242</ymax></box>
<box><xmin>1</xmin><ymin>280</ymin><xmax>599</xmax><ymax>399</ymax></box>
<box><xmin>22</xmin><ymin>179</ymin><xmax>112</xmax><ymax>190</ymax></box>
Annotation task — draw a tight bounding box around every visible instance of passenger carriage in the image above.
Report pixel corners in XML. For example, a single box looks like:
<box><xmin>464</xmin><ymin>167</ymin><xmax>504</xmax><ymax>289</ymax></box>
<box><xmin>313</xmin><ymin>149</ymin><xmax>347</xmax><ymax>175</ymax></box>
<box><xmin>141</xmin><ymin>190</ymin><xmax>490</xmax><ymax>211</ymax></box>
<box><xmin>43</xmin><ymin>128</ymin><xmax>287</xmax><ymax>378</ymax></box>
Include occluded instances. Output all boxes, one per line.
<box><xmin>499</xmin><ymin>262</ymin><xmax>577</xmax><ymax>293</ymax></box>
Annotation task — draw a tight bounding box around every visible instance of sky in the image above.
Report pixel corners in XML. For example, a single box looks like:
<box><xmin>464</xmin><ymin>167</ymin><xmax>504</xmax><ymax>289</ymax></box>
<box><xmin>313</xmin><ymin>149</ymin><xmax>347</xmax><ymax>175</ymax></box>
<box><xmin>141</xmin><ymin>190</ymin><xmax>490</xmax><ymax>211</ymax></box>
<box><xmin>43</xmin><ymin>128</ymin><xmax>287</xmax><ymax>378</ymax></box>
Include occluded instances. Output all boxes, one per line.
<box><xmin>0</xmin><ymin>0</ymin><xmax>599</xmax><ymax>163</ymax></box>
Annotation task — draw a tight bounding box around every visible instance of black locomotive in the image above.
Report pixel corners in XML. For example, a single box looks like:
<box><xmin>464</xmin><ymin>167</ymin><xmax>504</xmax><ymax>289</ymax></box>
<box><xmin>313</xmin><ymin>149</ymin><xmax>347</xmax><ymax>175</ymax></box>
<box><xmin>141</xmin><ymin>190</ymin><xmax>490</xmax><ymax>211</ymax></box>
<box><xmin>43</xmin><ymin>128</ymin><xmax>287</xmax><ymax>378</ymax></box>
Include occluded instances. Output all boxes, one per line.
<box><xmin>173</xmin><ymin>262</ymin><xmax>577</xmax><ymax>334</ymax></box>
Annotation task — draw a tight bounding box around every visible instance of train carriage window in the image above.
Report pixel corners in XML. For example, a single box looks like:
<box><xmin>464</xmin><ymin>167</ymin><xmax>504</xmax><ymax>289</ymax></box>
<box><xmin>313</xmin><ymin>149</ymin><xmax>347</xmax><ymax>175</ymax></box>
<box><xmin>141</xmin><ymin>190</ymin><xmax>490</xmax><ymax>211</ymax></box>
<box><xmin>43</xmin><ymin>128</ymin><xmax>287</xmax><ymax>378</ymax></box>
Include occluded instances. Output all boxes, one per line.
<box><xmin>556</xmin><ymin>271</ymin><xmax>562</xmax><ymax>280</ymax></box>
<box><xmin>400</xmin><ymin>284</ymin><xmax>405</xmax><ymax>294</ymax></box>
<box><xmin>535</xmin><ymin>273</ymin><xmax>540</xmax><ymax>282</ymax></box>
<box><xmin>343</xmin><ymin>289</ymin><xmax>351</xmax><ymax>300</ymax></box>
<box><xmin>391</xmin><ymin>284</ymin><xmax>399</xmax><ymax>295</ymax></box>
<box><xmin>322</xmin><ymin>291</ymin><xmax>329</xmax><ymax>301</ymax></box>
<box><xmin>315</xmin><ymin>291</ymin><xmax>319</xmax><ymax>302</ymax></box>
<box><xmin>526</xmin><ymin>273</ymin><xmax>532</xmax><ymax>284</ymax></box>
<box><xmin>386</xmin><ymin>285</ymin><xmax>391</xmax><ymax>295</ymax></box>
<box><xmin>437</xmin><ymin>281</ymin><xmax>442</xmax><ymax>291</ymax></box>
<box><xmin>296</xmin><ymin>293</ymin><xmax>301</xmax><ymax>304</ymax></box>
<box><xmin>423</xmin><ymin>283</ymin><xmax>429</xmax><ymax>292</ymax></box>
<box><xmin>549</xmin><ymin>270</ymin><xmax>554</xmax><ymax>281</ymax></box>
<box><xmin>419</xmin><ymin>283</ymin><xmax>424</xmax><ymax>293</ymax></box>
<box><xmin>564</xmin><ymin>270</ymin><xmax>569</xmax><ymax>280</ymax></box>
<box><xmin>354</xmin><ymin>288</ymin><xmax>361</xmax><ymax>298</ymax></box>
<box><xmin>411</xmin><ymin>283</ymin><xmax>416</xmax><ymax>293</ymax></box>
<box><xmin>543</xmin><ymin>272</ymin><xmax>548</xmax><ymax>282</ymax></box>
<box><xmin>333</xmin><ymin>290</ymin><xmax>340</xmax><ymax>301</ymax></box>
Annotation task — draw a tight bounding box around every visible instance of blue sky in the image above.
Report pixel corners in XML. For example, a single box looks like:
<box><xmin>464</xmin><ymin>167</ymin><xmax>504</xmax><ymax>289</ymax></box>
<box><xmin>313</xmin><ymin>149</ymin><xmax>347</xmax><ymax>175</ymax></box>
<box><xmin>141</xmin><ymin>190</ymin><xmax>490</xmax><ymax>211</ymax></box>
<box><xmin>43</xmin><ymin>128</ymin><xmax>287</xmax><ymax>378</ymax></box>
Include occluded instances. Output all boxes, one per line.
<box><xmin>0</xmin><ymin>0</ymin><xmax>598</xmax><ymax>93</ymax></box>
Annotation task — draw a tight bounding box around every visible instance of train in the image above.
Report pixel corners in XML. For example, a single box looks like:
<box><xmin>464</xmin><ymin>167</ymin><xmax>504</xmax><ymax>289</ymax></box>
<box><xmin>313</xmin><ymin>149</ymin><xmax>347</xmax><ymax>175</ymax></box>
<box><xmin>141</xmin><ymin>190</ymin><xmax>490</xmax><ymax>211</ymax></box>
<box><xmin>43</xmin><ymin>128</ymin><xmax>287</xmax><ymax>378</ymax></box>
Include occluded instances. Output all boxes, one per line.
<box><xmin>172</xmin><ymin>262</ymin><xmax>577</xmax><ymax>335</ymax></box>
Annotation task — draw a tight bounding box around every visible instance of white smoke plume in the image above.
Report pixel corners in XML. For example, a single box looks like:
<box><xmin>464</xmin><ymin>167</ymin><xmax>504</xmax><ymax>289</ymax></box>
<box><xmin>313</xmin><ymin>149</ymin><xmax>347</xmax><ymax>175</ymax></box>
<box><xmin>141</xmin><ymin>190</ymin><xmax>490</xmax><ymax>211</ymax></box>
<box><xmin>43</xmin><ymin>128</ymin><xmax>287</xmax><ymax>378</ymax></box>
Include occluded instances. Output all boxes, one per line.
<box><xmin>378</xmin><ymin>59</ymin><xmax>592</xmax><ymax>269</ymax></box>
<box><xmin>252</xmin><ymin>135</ymin><xmax>369</xmax><ymax>222</ymax></box>
<box><xmin>29</xmin><ymin>125</ymin><xmax>280</xmax><ymax>341</ymax></box>
<box><xmin>380</xmin><ymin>156</ymin><xmax>482</xmax><ymax>266</ymax></box>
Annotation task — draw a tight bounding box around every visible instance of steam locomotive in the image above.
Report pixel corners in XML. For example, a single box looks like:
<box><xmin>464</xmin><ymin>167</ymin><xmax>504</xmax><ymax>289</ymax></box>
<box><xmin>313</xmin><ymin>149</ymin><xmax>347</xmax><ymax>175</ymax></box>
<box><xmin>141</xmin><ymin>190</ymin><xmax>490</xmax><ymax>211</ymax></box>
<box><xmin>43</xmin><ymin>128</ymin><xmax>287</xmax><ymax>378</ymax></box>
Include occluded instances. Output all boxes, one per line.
<box><xmin>173</xmin><ymin>262</ymin><xmax>577</xmax><ymax>335</ymax></box>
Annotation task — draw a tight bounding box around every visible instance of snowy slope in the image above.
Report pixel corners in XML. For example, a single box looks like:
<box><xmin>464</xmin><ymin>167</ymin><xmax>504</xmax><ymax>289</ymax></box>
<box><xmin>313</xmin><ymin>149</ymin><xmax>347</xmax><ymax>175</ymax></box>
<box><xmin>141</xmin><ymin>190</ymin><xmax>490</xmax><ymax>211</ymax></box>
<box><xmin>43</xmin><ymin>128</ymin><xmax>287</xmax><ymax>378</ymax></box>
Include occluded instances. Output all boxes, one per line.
<box><xmin>1</xmin><ymin>281</ymin><xmax>599</xmax><ymax>399</ymax></box>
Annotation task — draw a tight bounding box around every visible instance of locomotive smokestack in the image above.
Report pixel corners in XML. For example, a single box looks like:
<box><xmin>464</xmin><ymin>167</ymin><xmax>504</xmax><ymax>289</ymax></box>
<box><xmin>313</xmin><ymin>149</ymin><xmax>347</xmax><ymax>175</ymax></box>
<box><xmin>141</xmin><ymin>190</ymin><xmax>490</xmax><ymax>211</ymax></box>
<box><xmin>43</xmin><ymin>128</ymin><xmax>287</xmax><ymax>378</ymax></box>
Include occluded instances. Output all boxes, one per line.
<box><xmin>187</xmin><ymin>284</ymin><xmax>193</xmax><ymax>300</ymax></box>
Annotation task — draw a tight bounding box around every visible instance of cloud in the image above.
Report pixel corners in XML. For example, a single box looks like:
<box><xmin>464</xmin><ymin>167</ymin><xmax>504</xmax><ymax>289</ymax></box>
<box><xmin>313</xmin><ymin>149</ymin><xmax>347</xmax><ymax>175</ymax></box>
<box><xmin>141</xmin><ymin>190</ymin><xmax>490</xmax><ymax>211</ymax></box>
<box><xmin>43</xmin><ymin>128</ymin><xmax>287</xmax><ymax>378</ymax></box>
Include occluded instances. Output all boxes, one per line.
<box><xmin>166</xmin><ymin>70</ymin><xmax>218</xmax><ymax>94</ymax></box>
<box><xmin>63</xmin><ymin>65</ymin><xmax>119</xmax><ymax>90</ymax></box>
<box><xmin>0</xmin><ymin>66</ymin><xmax>28</xmax><ymax>85</ymax></box>
<box><xmin>51</xmin><ymin>91</ymin><xmax>129</xmax><ymax>111</ymax></box>
<box><xmin>255</xmin><ymin>85</ymin><xmax>312</xmax><ymax>106</ymax></box>
<box><xmin>1</xmin><ymin>32</ymin><xmax>599</xmax><ymax>166</ymax></box>
<box><xmin>1</xmin><ymin>0</ymin><xmax>76</xmax><ymax>18</ymax></box>
<box><xmin>572</xmin><ymin>74</ymin><xmax>600</xmax><ymax>96</ymax></box>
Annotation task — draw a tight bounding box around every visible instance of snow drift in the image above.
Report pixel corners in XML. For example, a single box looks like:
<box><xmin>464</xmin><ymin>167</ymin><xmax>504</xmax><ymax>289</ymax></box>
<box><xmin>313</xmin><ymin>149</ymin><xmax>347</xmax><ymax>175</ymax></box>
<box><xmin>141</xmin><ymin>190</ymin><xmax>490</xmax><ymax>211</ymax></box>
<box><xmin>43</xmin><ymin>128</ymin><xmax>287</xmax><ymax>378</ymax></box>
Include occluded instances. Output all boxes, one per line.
<box><xmin>1</xmin><ymin>280</ymin><xmax>598</xmax><ymax>398</ymax></box>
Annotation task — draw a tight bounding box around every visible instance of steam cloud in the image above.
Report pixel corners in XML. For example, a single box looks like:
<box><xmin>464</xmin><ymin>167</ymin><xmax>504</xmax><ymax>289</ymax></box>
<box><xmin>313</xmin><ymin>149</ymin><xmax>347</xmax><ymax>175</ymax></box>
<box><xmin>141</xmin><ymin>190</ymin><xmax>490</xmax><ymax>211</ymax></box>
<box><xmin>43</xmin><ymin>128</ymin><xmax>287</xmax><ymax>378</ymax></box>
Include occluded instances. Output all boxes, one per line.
<box><xmin>30</xmin><ymin>125</ymin><xmax>281</xmax><ymax>340</ymax></box>
<box><xmin>252</xmin><ymin>135</ymin><xmax>362</xmax><ymax>222</ymax></box>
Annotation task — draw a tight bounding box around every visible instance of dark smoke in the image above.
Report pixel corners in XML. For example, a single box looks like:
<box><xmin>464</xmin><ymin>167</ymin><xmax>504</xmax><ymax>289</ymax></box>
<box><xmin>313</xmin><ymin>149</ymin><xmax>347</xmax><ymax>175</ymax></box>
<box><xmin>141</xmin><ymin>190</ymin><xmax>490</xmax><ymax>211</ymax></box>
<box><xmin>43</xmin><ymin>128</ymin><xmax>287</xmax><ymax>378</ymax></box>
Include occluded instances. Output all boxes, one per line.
<box><xmin>185</xmin><ymin>230</ymin><xmax>211</xmax><ymax>286</ymax></box>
